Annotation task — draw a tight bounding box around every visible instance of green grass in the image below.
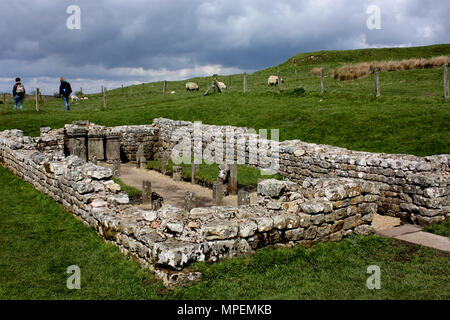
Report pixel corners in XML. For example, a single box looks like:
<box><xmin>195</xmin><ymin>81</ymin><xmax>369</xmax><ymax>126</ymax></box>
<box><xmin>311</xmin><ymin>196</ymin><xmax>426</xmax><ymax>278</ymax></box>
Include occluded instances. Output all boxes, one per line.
<box><xmin>1</xmin><ymin>44</ymin><xmax>449</xmax><ymax>156</ymax></box>
<box><xmin>112</xmin><ymin>177</ymin><xmax>142</xmax><ymax>197</ymax></box>
<box><xmin>146</xmin><ymin>160</ymin><xmax>282</xmax><ymax>187</ymax></box>
<box><xmin>423</xmin><ymin>221</ymin><xmax>450</xmax><ymax>238</ymax></box>
<box><xmin>1</xmin><ymin>165</ymin><xmax>449</xmax><ymax>299</ymax></box>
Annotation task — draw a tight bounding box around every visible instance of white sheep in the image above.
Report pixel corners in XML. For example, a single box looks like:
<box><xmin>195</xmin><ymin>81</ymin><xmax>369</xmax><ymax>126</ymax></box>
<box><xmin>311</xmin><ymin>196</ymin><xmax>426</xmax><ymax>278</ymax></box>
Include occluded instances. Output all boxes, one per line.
<box><xmin>80</xmin><ymin>97</ymin><xmax>89</xmax><ymax>100</ymax></box>
<box><xmin>268</xmin><ymin>75</ymin><xmax>284</xmax><ymax>86</ymax></box>
<box><xmin>217</xmin><ymin>81</ymin><xmax>227</xmax><ymax>90</ymax></box>
<box><xmin>70</xmin><ymin>95</ymin><xmax>79</xmax><ymax>102</ymax></box>
<box><xmin>186</xmin><ymin>82</ymin><xmax>199</xmax><ymax>91</ymax></box>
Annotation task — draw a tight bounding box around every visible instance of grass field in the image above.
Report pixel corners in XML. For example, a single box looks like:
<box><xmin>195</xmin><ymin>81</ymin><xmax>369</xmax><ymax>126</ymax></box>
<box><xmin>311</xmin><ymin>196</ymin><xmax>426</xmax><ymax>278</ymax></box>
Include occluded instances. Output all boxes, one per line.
<box><xmin>424</xmin><ymin>221</ymin><xmax>450</xmax><ymax>238</ymax></box>
<box><xmin>1</xmin><ymin>44</ymin><xmax>449</xmax><ymax>300</ymax></box>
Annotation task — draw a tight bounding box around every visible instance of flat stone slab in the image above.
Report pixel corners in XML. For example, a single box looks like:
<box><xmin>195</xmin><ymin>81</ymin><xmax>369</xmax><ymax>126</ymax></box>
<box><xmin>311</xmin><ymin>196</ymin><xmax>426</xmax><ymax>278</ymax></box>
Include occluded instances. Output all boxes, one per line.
<box><xmin>375</xmin><ymin>224</ymin><xmax>422</xmax><ymax>238</ymax></box>
<box><xmin>376</xmin><ymin>224</ymin><xmax>450</xmax><ymax>253</ymax></box>
<box><xmin>394</xmin><ymin>232</ymin><xmax>450</xmax><ymax>253</ymax></box>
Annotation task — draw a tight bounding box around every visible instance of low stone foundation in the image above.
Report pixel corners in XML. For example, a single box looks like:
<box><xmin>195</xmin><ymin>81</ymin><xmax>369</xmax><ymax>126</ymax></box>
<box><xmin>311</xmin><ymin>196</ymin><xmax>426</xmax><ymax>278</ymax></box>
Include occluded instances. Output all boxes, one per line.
<box><xmin>1</xmin><ymin>118</ymin><xmax>449</xmax><ymax>287</ymax></box>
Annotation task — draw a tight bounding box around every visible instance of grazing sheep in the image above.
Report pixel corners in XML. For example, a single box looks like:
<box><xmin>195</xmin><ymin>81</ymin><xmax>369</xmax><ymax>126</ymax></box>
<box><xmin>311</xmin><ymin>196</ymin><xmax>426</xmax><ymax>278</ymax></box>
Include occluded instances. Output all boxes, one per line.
<box><xmin>80</xmin><ymin>97</ymin><xmax>89</xmax><ymax>100</ymax></box>
<box><xmin>186</xmin><ymin>82</ymin><xmax>199</xmax><ymax>91</ymax></box>
<box><xmin>170</xmin><ymin>91</ymin><xmax>176</xmax><ymax>94</ymax></box>
<box><xmin>267</xmin><ymin>75</ymin><xmax>284</xmax><ymax>86</ymax></box>
<box><xmin>217</xmin><ymin>81</ymin><xmax>227</xmax><ymax>90</ymax></box>
<box><xmin>70</xmin><ymin>95</ymin><xmax>79</xmax><ymax>102</ymax></box>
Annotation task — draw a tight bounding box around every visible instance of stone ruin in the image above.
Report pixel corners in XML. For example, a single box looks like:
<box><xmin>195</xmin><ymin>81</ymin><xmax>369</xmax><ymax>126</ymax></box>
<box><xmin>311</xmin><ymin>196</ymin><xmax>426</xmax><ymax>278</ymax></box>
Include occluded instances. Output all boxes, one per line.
<box><xmin>0</xmin><ymin>118</ymin><xmax>448</xmax><ymax>287</ymax></box>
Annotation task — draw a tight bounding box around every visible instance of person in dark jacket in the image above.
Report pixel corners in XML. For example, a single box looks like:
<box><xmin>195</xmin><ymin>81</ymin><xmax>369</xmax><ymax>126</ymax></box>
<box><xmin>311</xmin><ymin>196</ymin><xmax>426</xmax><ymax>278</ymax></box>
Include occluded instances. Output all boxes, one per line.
<box><xmin>12</xmin><ymin>77</ymin><xmax>25</xmax><ymax>111</ymax></box>
<box><xmin>59</xmin><ymin>77</ymin><xmax>72</xmax><ymax>111</ymax></box>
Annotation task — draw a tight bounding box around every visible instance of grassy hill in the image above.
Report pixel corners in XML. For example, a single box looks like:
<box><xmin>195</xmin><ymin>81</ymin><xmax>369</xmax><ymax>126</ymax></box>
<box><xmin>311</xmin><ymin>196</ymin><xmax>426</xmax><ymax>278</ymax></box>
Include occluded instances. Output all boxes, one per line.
<box><xmin>1</xmin><ymin>44</ymin><xmax>449</xmax><ymax>156</ymax></box>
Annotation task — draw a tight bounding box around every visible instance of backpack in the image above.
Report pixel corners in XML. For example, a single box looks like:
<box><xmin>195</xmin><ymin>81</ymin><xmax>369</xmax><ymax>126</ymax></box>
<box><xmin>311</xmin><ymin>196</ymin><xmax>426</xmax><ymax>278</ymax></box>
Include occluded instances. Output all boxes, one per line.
<box><xmin>16</xmin><ymin>84</ymin><xmax>25</xmax><ymax>95</ymax></box>
<box><xmin>62</xmin><ymin>81</ymin><xmax>72</xmax><ymax>96</ymax></box>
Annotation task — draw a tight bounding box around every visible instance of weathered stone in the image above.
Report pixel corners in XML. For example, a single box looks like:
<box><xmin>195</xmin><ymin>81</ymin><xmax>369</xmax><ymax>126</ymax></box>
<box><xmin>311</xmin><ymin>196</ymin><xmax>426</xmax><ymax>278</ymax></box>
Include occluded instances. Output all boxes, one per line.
<box><xmin>105</xmin><ymin>133</ymin><xmax>120</xmax><ymax>163</ymax></box>
<box><xmin>267</xmin><ymin>201</ymin><xmax>282</xmax><ymax>210</ymax></box>
<box><xmin>300</xmin><ymin>200</ymin><xmax>332</xmax><ymax>214</ymax></box>
<box><xmin>238</xmin><ymin>189</ymin><xmax>250</xmax><ymax>206</ymax></box>
<box><xmin>305</xmin><ymin>226</ymin><xmax>317</xmax><ymax>239</ymax></box>
<box><xmin>255</xmin><ymin>217</ymin><xmax>274</xmax><ymax>232</ymax></box>
<box><xmin>184</xmin><ymin>192</ymin><xmax>196</xmax><ymax>213</ymax></box>
<box><xmin>108</xmin><ymin>192</ymin><xmax>129</xmax><ymax>205</ymax></box>
<box><xmin>212</xmin><ymin>181</ymin><xmax>223</xmax><ymax>205</ymax></box>
<box><xmin>298</xmin><ymin>213</ymin><xmax>311</xmax><ymax>228</ymax></box>
<box><xmin>311</xmin><ymin>214</ymin><xmax>325</xmax><ymax>225</ymax></box>
<box><xmin>273</xmin><ymin>214</ymin><xmax>288</xmax><ymax>229</ymax></box>
<box><xmin>343</xmin><ymin>214</ymin><xmax>362</xmax><ymax>230</ymax></box>
<box><xmin>354</xmin><ymin>225</ymin><xmax>374</xmax><ymax>236</ymax></box>
<box><xmin>87</xmin><ymin>135</ymin><xmax>105</xmax><ymax>161</ymax></box>
<box><xmin>203</xmin><ymin>221</ymin><xmax>239</xmax><ymax>240</ymax></box>
<box><xmin>316</xmin><ymin>224</ymin><xmax>331</xmax><ymax>239</ymax></box>
<box><xmin>331</xmin><ymin>220</ymin><xmax>344</xmax><ymax>233</ymax></box>
<box><xmin>285</xmin><ymin>228</ymin><xmax>305</xmax><ymax>241</ymax></box>
<box><xmin>90</xmin><ymin>199</ymin><xmax>108</xmax><ymax>208</ymax></box>
<box><xmin>142</xmin><ymin>180</ymin><xmax>152</xmax><ymax>204</ymax></box>
<box><xmin>86</xmin><ymin>166</ymin><xmax>112</xmax><ymax>180</ymax></box>
<box><xmin>172</xmin><ymin>166</ymin><xmax>182</xmax><ymax>182</ymax></box>
<box><xmin>106</xmin><ymin>182</ymin><xmax>121</xmax><ymax>193</ymax></box>
<box><xmin>112</xmin><ymin>161</ymin><xmax>121</xmax><ymax>178</ymax></box>
<box><xmin>141</xmin><ymin>210</ymin><xmax>157</xmax><ymax>222</ymax></box>
<box><xmin>228</xmin><ymin>163</ymin><xmax>238</xmax><ymax>195</ymax></box>
<box><xmin>328</xmin><ymin>231</ymin><xmax>343</xmax><ymax>242</ymax></box>
<box><xmin>286</xmin><ymin>215</ymin><xmax>301</xmax><ymax>229</ymax></box>
<box><xmin>167</xmin><ymin>222</ymin><xmax>185</xmax><ymax>234</ymax></box>
<box><xmin>239</xmin><ymin>221</ymin><xmax>258</xmax><ymax>237</ymax></box>
<box><xmin>257</xmin><ymin>179</ymin><xmax>286</xmax><ymax>197</ymax></box>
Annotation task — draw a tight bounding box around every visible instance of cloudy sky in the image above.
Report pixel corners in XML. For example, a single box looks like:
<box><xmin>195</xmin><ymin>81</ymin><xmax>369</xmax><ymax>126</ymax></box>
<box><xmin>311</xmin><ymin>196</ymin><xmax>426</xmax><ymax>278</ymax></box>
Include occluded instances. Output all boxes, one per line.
<box><xmin>1</xmin><ymin>0</ymin><xmax>449</xmax><ymax>94</ymax></box>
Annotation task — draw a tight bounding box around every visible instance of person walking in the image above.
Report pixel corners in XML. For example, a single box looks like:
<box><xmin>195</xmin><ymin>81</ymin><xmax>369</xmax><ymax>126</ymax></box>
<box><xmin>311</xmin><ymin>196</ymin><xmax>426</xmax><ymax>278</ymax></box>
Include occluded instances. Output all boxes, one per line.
<box><xmin>12</xmin><ymin>77</ymin><xmax>25</xmax><ymax>111</ymax></box>
<box><xmin>59</xmin><ymin>77</ymin><xmax>72</xmax><ymax>111</ymax></box>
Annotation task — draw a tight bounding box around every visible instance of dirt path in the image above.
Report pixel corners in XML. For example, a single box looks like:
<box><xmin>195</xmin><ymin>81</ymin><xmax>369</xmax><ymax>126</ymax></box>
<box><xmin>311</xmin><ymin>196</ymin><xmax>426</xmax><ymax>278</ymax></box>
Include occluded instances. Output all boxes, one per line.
<box><xmin>106</xmin><ymin>163</ymin><xmax>257</xmax><ymax>209</ymax></box>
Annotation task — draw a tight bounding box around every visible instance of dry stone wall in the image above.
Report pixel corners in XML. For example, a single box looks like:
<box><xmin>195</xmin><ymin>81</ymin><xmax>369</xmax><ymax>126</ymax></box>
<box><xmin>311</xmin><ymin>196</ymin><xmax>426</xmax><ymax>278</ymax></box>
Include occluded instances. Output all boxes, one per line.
<box><xmin>5</xmin><ymin>118</ymin><xmax>447</xmax><ymax>229</ymax></box>
<box><xmin>0</xmin><ymin>126</ymin><xmax>383</xmax><ymax>287</ymax></box>
<box><xmin>44</xmin><ymin>118</ymin><xmax>450</xmax><ymax>226</ymax></box>
<box><xmin>152</xmin><ymin>118</ymin><xmax>450</xmax><ymax>226</ymax></box>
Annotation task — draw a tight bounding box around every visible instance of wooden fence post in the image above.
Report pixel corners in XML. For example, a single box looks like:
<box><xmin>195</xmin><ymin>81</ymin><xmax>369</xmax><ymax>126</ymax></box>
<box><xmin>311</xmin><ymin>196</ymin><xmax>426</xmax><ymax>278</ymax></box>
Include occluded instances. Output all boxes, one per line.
<box><xmin>243</xmin><ymin>72</ymin><xmax>247</xmax><ymax>93</ymax></box>
<box><xmin>122</xmin><ymin>84</ymin><xmax>124</xmax><ymax>96</ymax></box>
<box><xmin>320</xmin><ymin>68</ymin><xmax>325</xmax><ymax>94</ymax></box>
<box><xmin>374</xmin><ymin>68</ymin><xmax>380</xmax><ymax>97</ymax></box>
<box><xmin>3</xmin><ymin>93</ymin><xmax>5</xmax><ymax>104</ymax></box>
<box><xmin>277</xmin><ymin>71</ymin><xmax>282</xmax><ymax>93</ymax></box>
<box><xmin>80</xmin><ymin>87</ymin><xmax>83</xmax><ymax>97</ymax></box>
<box><xmin>163</xmin><ymin>80</ymin><xmax>167</xmax><ymax>99</ymax></box>
<box><xmin>444</xmin><ymin>63</ymin><xmax>449</xmax><ymax>99</ymax></box>
<box><xmin>103</xmin><ymin>87</ymin><xmax>107</xmax><ymax>109</ymax></box>
<box><xmin>229</xmin><ymin>75</ymin><xmax>232</xmax><ymax>88</ymax></box>
<box><xmin>35</xmin><ymin>88</ymin><xmax>40</xmax><ymax>112</ymax></box>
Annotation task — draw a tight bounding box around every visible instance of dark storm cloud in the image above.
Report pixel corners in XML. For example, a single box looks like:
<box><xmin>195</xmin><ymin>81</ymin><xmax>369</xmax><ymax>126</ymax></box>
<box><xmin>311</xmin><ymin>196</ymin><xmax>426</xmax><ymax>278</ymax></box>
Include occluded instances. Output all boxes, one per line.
<box><xmin>0</xmin><ymin>0</ymin><xmax>449</xmax><ymax>94</ymax></box>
